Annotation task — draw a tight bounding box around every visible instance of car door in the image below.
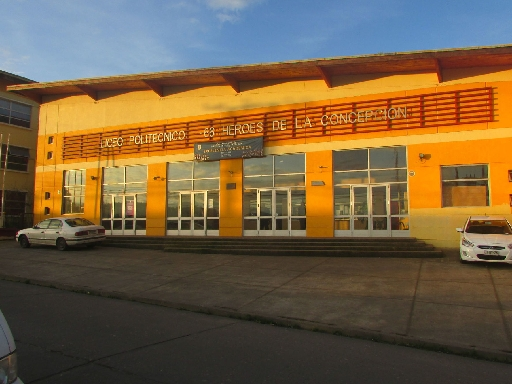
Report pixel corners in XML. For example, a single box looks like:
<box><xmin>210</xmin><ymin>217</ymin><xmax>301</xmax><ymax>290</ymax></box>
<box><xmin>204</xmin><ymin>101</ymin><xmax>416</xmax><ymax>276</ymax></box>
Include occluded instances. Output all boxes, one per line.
<box><xmin>29</xmin><ymin>219</ymin><xmax>51</xmax><ymax>244</ymax></box>
<box><xmin>44</xmin><ymin>219</ymin><xmax>63</xmax><ymax>245</ymax></box>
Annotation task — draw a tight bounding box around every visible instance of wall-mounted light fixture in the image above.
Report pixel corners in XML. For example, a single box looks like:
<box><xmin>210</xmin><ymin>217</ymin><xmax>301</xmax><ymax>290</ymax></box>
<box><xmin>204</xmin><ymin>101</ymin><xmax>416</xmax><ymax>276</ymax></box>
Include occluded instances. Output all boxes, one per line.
<box><xmin>90</xmin><ymin>176</ymin><xmax>97</xmax><ymax>180</ymax></box>
<box><xmin>311</xmin><ymin>180</ymin><xmax>325</xmax><ymax>186</ymax></box>
<box><xmin>319</xmin><ymin>166</ymin><xmax>328</xmax><ymax>169</ymax></box>
<box><xmin>228</xmin><ymin>170</ymin><xmax>234</xmax><ymax>177</ymax></box>
<box><xmin>153</xmin><ymin>176</ymin><xmax>161</xmax><ymax>180</ymax></box>
<box><xmin>419</xmin><ymin>153</ymin><xmax>431</xmax><ymax>161</ymax></box>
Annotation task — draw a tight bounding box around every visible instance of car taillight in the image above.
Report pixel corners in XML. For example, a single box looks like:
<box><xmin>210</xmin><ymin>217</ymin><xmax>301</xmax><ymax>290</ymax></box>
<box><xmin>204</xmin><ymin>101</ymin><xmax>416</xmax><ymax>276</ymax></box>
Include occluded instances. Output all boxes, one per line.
<box><xmin>98</xmin><ymin>229</ymin><xmax>105</xmax><ymax>234</ymax></box>
<box><xmin>75</xmin><ymin>231</ymin><xmax>89</xmax><ymax>236</ymax></box>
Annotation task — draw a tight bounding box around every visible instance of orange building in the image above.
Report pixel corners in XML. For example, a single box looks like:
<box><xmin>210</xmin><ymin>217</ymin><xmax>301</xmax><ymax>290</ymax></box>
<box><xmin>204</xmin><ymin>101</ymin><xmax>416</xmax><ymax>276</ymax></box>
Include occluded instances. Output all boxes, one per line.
<box><xmin>7</xmin><ymin>45</ymin><xmax>512</xmax><ymax>248</ymax></box>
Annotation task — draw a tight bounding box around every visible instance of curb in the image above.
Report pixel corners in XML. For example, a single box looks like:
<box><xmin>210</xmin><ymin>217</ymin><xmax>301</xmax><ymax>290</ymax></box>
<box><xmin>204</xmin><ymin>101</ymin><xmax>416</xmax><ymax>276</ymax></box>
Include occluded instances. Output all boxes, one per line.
<box><xmin>1</xmin><ymin>273</ymin><xmax>512</xmax><ymax>364</ymax></box>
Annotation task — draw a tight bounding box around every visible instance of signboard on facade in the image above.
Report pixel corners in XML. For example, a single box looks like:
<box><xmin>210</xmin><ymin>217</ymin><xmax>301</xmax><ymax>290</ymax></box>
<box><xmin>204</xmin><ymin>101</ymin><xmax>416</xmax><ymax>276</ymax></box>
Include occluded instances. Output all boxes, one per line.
<box><xmin>194</xmin><ymin>137</ymin><xmax>264</xmax><ymax>161</ymax></box>
<box><xmin>61</xmin><ymin>87</ymin><xmax>494</xmax><ymax>160</ymax></box>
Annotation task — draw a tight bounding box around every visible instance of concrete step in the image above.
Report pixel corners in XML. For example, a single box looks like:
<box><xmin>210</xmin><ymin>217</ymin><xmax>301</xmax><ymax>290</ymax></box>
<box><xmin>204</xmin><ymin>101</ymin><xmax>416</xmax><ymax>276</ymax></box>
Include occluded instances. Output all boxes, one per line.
<box><xmin>160</xmin><ymin>247</ymin><xmax>442</xmax><ymax>258</ymax></box>
<box><xmin>102</xmin><ymin>236</ymin><xmax>443</xmax><ymax>258</ymax></box>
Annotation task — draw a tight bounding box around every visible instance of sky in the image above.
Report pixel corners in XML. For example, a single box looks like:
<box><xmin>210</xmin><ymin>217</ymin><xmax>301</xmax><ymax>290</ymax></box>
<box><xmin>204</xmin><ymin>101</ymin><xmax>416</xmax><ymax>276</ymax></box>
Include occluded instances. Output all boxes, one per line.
<box><xmin>2</xmin><ymin>0</ymin><xmax>512</xmax><ymax>83</ymax></box>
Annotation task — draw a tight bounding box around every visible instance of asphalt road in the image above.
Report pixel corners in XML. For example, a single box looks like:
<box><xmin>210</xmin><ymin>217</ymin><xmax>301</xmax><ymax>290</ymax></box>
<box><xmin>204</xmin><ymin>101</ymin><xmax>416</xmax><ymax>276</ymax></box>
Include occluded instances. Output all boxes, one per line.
<box><xmin>1</xmin><ymin>279</ymin><xmax>512</xmax><ymax>384</ymax></box>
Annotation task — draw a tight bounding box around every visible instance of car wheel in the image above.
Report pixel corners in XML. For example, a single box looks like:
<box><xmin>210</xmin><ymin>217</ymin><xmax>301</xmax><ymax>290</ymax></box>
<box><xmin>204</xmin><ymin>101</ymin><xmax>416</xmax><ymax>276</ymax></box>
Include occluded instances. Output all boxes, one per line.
<box><xmin>86</xmin><ymin>243</ymin><xmax>96</xmax><ymax>249</ymax></box>
<box><xmin>19</xmin><ymin>235</ymin><xmax>30</xmax><ymax>248</ymax></box>
<box><xmin>56</xmin><ymin>238</ymin><xmax>67</xmax><ymax>251</ymax></box>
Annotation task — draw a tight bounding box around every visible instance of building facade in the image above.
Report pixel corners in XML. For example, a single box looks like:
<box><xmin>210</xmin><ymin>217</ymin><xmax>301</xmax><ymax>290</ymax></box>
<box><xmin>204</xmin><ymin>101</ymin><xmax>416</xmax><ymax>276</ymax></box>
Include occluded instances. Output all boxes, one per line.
<box><xmin>0</xmin><ymin>70</ymin><xmax>39</xmax><ymax>229</ymax></box>
<box><xmin>8</xmin><ymin>45</ymin><xmax>512</xmax><ymax>248</ymax></box>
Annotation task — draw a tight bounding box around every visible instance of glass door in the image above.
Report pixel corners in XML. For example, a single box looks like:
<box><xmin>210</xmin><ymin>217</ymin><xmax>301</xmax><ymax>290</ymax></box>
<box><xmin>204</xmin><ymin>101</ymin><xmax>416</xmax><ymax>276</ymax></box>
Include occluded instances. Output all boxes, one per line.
<box><xmin>102</xmin><ymin>194</ymin><xmax>146</xmax><ymax>235</ymax></box>
<box><xmin>243</xmin><ymin>188</ymin><xmax>304</xmax><ymax>236</ymax></box>
<box><xmin>290</xmin><ymin>189</ymin><xmax>306</xmax><ymax>236</ymax></box>
<box><xmin>352</xmin><ymin>186</ymin><xmax>370</xmax><ymax>237</ymax></box>
<box><xmin>335</xmin><ymin>185</ymin><xmax>391</xmax><ymax>237</ymax></box>
<box><xmin>258</xmin><ymin>189</ymin><xmax>274</xmax><ymax>235</ymax></box>
<box><xmin>180</xmin><ymin>192</ymin><xmax>206</xmax><ymax>236</ymax></box>
<box><xmin>167</xmin><ymin>191</ymin><xmax>218</xmax><ymax>236</ymax></box>
<box><xmin>371</xmin><ymin>185</ymin><xmax>390</xmax><ymax>237</ymax></box>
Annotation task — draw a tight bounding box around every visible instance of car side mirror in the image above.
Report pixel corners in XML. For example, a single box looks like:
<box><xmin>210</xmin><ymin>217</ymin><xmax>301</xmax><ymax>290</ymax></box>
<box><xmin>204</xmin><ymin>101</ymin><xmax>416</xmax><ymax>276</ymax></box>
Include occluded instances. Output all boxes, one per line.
<box><xmin>33</xmin><ymin>225</ymin><xmax>39</xmax><ymax>229</ymax></box>
<box><xmin>456</xmin><ymin>228</ymin><xmax>463</xmax><ymax>233</ymax></box>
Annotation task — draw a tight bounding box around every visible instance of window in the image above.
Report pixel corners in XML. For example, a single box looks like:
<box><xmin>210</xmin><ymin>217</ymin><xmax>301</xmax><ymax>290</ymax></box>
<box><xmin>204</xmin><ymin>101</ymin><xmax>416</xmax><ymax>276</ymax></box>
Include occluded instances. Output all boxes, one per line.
<box><xmin>166</xmin><ymin>162</ymin><xmax>220</xmax><ymax>232</ymax></box>
<box><xmin>441</xmin><ymin>165</ymin><xmax>489</xmax><ymax>207</ymax></box>
<box><xmin>167</xmin><ymin>161</ymin><xmax>219</xmax><ymax>191</ymax></box>
<box><xmin>48</xmin><ymin>219</ymin><xmax>62</xmax><ymax>229</ymax></box>
<box><xmin>0</xmin><ymin>191</ymin><xmax>27</xmax><ymax>215</ymax></box>
<box><xmin>0</xmin><ymin>145</ymin><xmax>29</xmax><ymax>171</ymax></box>
<box><xmin>62</xmin><ymin>170</ymin><xmax>85</xmax><ymax>214</ymax></box>
<box><xmin>44</xmin><ymin>192</ymin><xmax>51</xmax><ymax>200</ymax></box>
<box><xmin>47</xmin><ymin>151</ymin><xmax>53</xmax><ymax>160</ymax></box>
<box><xmin>333</xmin><ymin>147</ymin><xmax>409</xmax><ymax>231</ymax></box>
<box><xmin>102</xmin><ymin>165</ymin><xmax>148</xmax><ymax>231</ymax></box>
<box><xmin>0</xmin><ymin>98</ymin><xmax>31</xmax><ymax>128</ymax></box>
<box><xmin>243</xmin><ymin>154</ymin><xmax>305</xmax><ymax>188</ymax></box>
<box><xmin>65</xmin><ymin>218</ymin><xmax>94</xmax><ymax>227</ymax></box>
<box><xmin>48</xmin><ymin>136</ymin><xmax>54</xmax><ymax>144</ymax></box>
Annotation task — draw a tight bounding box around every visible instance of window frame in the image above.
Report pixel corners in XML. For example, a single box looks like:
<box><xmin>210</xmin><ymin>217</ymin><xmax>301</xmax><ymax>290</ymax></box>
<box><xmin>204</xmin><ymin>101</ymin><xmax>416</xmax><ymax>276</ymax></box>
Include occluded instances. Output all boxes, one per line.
<box><xmin>0</xmin><ymin>97</ymin><xmax>32</xmax><ymax>129</ymax></box>
<box><xmin>0</xmin><ymin>145</ymin><xmax>30</xmax><ymax>172</ymax></box>
<box><xmin>0</xmin><ymin>190</ymin><xmax>27</xmax><ymax>215</ymax></box>
<box><xmin>441</xmin><ymin>164</ymin><xmax>490</xmax><ymax>207</ymax></box>
<box><xmin>62</xmin><ymin>169</ymin><xmax>86</xmax><ymax>214</ymax></box>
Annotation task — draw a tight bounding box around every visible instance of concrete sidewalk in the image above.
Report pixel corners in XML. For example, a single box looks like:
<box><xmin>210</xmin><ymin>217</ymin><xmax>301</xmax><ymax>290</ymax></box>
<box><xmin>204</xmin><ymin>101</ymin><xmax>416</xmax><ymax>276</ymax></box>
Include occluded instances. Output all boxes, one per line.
<box><xmin>1</xmin><ymin>240</ymin><xmax>512</xmax><ymax>363</ymax></box>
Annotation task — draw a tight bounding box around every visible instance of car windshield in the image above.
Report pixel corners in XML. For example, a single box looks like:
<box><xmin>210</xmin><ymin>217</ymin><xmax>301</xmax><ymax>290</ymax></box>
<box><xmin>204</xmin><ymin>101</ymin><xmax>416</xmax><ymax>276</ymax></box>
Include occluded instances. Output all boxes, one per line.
<box><xmin>465</xmin><ymin>220</ymin><xmax>512</xmax><ymax>235</ymax></box>
<box><xmin>65</xmin><ymin>218</ymin><xmax>95</xmax><ymax>227</ymax></box>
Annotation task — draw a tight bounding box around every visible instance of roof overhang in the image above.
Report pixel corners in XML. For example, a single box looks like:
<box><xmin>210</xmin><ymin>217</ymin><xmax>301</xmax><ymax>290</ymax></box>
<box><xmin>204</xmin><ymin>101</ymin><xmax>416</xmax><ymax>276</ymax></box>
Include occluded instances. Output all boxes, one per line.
<box><xmin>7</xmin><ymin>44</ymin><xmax>512</xmax><ymax>103</ymax></box>
<box><xmin>0</xmin><ymin>70</ymin><xmax>35</xmax><ymax>86</ymax></box>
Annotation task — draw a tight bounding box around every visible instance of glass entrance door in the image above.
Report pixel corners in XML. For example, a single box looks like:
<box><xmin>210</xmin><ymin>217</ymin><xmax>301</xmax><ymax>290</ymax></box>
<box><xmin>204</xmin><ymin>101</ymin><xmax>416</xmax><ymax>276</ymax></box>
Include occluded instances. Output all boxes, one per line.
<box><xmin>102</xmin><ymin>194</ymin><xmax>146</xmax><ymax>235</ymax></box>
<box><xmin>352</xmin><ymin>186</ymin><xmax>370</xmax><ymax>236</ymax></box>
<box><xmin>166</xmin><ymin>191</ymin><xmax>219</xmax><ymax>236</ymax></box>
<box><xmin>180</xmin><ymin>192</ymin><xmax>205</xmax><ymax>236</ymax></box>
<box><xmin>335</xmin><ymin>184</ymin><xmax>391</xmax><ymax>237</ymax></box>
<box><xmin>370</xmin><ymin>185</ymin><xmax>390</xmax><ymax>236</ymax></box>
<box><xmin>258</xmin><ymin>189</ymin><xmax>290</xmax><ymax>236</ymax></box>
<box><xmin>243</xmin><ymin>188</ymin><xmax>306</xmax><ymax>236</ymax></box>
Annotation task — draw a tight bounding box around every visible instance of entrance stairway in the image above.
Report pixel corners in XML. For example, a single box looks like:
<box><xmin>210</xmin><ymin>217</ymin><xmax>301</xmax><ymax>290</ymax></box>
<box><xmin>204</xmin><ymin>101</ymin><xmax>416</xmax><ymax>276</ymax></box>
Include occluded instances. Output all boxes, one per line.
<box><xmin>102</xmin><ymin>236</ymin><xmax>443</xmax><ymax>258</ymax></box>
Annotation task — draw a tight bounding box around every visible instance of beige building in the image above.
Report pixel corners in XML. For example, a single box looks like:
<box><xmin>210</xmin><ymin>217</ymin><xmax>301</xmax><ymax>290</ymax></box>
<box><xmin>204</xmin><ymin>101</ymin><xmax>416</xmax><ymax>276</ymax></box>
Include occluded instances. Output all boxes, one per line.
<box><xmin>0</xmin><ymin>70</ymin><xmax>39</xmax><ymax>230</ymax></box>
<box><xmin>7</xmin><ymin>45</ymin><xmax>512</xmax><ymax>248</ymax></box>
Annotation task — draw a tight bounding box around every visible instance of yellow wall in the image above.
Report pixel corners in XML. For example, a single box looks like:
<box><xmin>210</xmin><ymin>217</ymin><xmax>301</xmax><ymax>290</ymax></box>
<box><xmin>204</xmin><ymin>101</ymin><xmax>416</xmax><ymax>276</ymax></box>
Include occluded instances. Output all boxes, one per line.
<box><xmin>408</xmin><ymin>137</ymin><xmax>512</xmax><ymax>248</ymax></box>
<box><xmin>306</xmin><ymin>151</ymin><xmax>334</xmax><ymax>237</ymax></box>
<box><xmin>219</xmin><ymin>159</ymin><xmax>243</xmax><ymax>236</ymax></box>
<box><xmin>38</xmin><ymin>67</ymin><xmax>512</xmax><ymax>135</ymax></box>
<box><xmin>146</xmin><ymin>163</ymin><xmax>167</xmax><ymax>236</ymax></box>
<box><xmin>30</xmin><ymin>66</ymin><xmax>512</xmax><ymax>247</ymax></box>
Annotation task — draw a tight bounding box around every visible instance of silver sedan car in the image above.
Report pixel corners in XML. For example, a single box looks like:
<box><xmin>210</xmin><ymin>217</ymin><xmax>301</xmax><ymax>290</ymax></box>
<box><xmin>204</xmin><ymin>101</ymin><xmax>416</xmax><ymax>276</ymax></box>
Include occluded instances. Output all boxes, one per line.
<box><xmin>16</xmin><ymin>217</ymin><xmax>106</xmax><ymax>251</ymax></box>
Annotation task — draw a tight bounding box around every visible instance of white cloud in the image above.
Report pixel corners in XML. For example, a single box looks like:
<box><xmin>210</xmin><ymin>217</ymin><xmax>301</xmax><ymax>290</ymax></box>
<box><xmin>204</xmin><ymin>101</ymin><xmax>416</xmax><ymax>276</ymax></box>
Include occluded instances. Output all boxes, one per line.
<box><xmin>203</xmin><ymin>0</ymin><xmax>264</xmax><ymax>23</ymax></box>
<box><xmin>216</xmin><ymin>12</ymin><xmax>240</xmax><ymax>23</ymax></box>
<box><xmin>205</xmin><ymin>0</ymin><xmax>260</xmax><ymax>11</ymax></box>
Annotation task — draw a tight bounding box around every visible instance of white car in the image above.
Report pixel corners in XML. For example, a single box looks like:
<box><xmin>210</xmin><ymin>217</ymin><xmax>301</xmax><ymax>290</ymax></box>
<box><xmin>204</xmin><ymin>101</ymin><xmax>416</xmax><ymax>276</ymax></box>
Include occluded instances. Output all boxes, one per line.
<box><xmin>457</xmin><ymin>216</ymin><xmax>512</xmax><ymax>264</ymax></box>
<box><xmin>16</xmin><ymin>217</ymin><xmax>106</xmax><ymax>251</ymax></box>
<box><xmin>0</xmin><ymin>309</ymin><xmax>23</xmax><ymax>384</ymax></box>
